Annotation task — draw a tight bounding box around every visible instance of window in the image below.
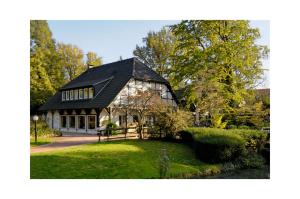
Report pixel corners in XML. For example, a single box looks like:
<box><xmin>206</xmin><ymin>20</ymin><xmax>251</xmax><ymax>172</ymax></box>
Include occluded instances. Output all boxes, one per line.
<box><xmin>60</xmin><ymin>116</ymin><xmax>67</xmax><ymax>128</ymax></box>
<box><xmin>88</xmin><ymin>115</ymin><xmax>96</xmax><ymax>129</ymax></box>
<box><xmin>62</xmin><ymin>91</ymin><xmax>66</xmax><ymax>101</ymax></box>
<box><xmin>66</xmin><ymin>91</ymin><xmax>69</xmax><ymax>100</ymax></box>
<box><xmin>78</xmin><ymin>115</ymin><xmax>85</xmax><ymax>129</ymax></box>
<box><xmin>84</xmin><ymin>88</ymin><xmax>88</xmax><ymax>99</ymax></box>
<box><xmin>69</xmin><ymin>116</ymin><xmax>75</xmax><ymax>128</ymax></box>
<box><xmin>119</xmin><ymin>115</ymin><xmax>127</xmax><ymax>127</ymax></box>
<box><xmin>74</xmin><ymin>89</ymin><xmax>78</xmax><ymax>100</ymax></box>
<box><xmin>70</xmin><ymin>90</ymin><xmax>74</xmax><ymax>100</ymax></box>
<box><xmin>79</xmin><ymin>89</ymin><xmax>83</xmax><ymax>99</ymax></box>
<box><xmin>133</xmin><ymin>115</ymin><xmax>139</xmax><ymax>123</ymax></box>
<box><xmin>89</xmin><ymin>87</ymin><xmax>94</xmax><ymax>99</ymax></box>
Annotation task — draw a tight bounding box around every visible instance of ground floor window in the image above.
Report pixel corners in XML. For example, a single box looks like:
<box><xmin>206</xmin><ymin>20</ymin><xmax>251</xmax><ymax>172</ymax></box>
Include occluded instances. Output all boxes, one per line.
<box><xmin>119</xmin><ymin>115</ymin><xmax>127</xmax><ymax>127</ymax></box>
<box><xmin>69</xmin><ymin>115</ymin><xmax>76</xmax><ymax>128</ymax></box>
<box><xmin>78</xmin><ymin>115</ymin><xmax>86</xmax><ymax>129</ymax></box>
<box><xmin>133</xmin><ymin>115</ymin><xmax>139</xmax><ymax>123</ymax></box>
<box><xmin>61</xmin><ymin>115</ymin><xmax>67</xmax><ymax>128</ymax></box>
<box><xmin>88</xmin><ymin>115</ymin><xmax>96</xmax><ymax>129</ymax></box>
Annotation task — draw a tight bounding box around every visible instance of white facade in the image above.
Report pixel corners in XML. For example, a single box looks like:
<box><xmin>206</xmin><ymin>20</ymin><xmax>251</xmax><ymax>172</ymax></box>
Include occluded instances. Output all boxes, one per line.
<box><xmin>45</xmin><ymin>78</ymin><xmax>177</xmax><ymax>134</ymax></box>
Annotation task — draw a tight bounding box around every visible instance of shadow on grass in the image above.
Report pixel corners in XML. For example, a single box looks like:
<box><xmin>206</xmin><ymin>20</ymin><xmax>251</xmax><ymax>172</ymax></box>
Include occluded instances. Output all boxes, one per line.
<box><xmin>30</xmin><ymin>140</ymin><xmax>215</xmax><ymax>179</ymax></box>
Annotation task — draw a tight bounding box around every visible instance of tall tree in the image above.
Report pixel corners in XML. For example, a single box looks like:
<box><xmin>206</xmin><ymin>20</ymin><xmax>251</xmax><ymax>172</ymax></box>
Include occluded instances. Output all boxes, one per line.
<box><xmin>57</xmin><ymin>43</ymin><xmax>85</xmax><ymax>81</ymax></box>
<box><xmin>170</xmin><ymin>20</ymin><xmax>269</xmax><ymax>120</ymax></box>
<box><xmin>30</xmin><ymin>20</ymin><xmax>63</xmax><ymax>110</ymax></box>
<box><xmin>133</xmin><ymin>27</ymin><xmax>177</xmax><ymax>81</ymax></box>
<box><xmin>86</xmin><ymin>51</ymin><xmax>102</xmax><ymax>67</ymax></box>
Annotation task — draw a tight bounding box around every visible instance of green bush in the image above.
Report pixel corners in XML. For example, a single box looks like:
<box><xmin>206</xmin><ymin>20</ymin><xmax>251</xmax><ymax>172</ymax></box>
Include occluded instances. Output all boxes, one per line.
<box><xmin>195</xmin><ymin>134</ymin><xmax>246</xmax><ymax>163</ymax></box>
<box><xmin>30</xmin><ymin>120</ymin><xmax>61</xmax><ymax>137</ymax></box>
<box><xmin>231</xmin><ymin>129</ymin><xmax>268</xmax><ymax>152</ymax></box>
<box><xmin>235</xmin><ymin>153</ymin><xmax>266</xmax><ymax>169</ymax></box>
<box><xmin>106</xmin><ymin>121</ymin><xmax>118</xmax><ymax>135</ymax></box>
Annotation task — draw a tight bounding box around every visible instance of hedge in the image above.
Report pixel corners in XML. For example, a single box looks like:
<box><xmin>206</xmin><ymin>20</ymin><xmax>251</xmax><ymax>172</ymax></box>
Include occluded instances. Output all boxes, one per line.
<box><xmin>178</xmin><ymin>127</ymin><xmax>268</xmax><ymax>163</ymax></box>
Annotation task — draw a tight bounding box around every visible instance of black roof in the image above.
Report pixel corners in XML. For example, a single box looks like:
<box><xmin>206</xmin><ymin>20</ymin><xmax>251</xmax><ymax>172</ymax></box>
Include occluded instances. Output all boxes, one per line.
<box><xmin>39</xmin><ymin>57</ymin><xmax>176</xmax><ymax>111</ymax></box>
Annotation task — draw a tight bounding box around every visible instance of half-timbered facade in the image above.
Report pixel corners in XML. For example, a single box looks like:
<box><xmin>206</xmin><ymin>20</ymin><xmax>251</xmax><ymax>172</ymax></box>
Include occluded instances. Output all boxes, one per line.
<box><xmin>40</xmin><ymin>58</ymin><xmax>178</xmax><ymax>134</ymax></box>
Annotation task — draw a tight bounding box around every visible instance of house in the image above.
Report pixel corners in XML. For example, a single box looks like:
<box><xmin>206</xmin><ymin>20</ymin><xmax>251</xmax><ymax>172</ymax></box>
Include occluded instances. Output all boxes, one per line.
<box><xmin>39</xmin><ymin>58</ymin><xmax>178</xmax><ymax>134</ymax></box>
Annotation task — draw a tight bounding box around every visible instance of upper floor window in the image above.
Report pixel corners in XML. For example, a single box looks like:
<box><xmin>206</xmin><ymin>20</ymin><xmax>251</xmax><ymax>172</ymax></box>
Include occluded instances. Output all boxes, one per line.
<box><xmin>74</xmin><ymin>89</ymin><xmax>78</xmax><ymax>100</ymax></box>
<box><xmin>89</xmin><ymin>87</ymin><xmax>94</xmax><ymax>99</ymax></box>
<box><xmin>62</xmin><ymin>87</ymin><xmax>95</xmax><ymax>102</ymax></box>
<box><xmin>84</xmin><ymin>88</ymin><xmax>88</xmax><ymax>99</ymax></box>
<box><xmin>79</xmin><ymin>89</ymin><xmax>83</xmax><ymax>99</ymax></box>
<box><xmin>70</xmin><ymin>90</ymin><xmax>74</xmax><ymax>100</ymax></box>
<box><xmin>66</xmin><ymin>90</ymin><xmax>69</xmax><ymax>101</ymax></box>
<box><xmin>62</xmin><ymin>91</ymin><xmax>66</xmax><ymax>101</ymax></box>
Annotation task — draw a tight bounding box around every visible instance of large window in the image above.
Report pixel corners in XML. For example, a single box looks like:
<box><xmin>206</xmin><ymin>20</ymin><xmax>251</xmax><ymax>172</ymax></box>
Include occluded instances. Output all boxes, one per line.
<box><xmin>70</xmin><ymin>90</ymin><xmax>74</xmax><ymax>100</ymax></box>
<box><xmin>84</xmin><ymin>88</ymin><xmax>88</xmax><ymax>99</ymax></box>
<box><xmin>88</xmin><ymin>115</ymin><xmax>96</xmax><ymax>129</ymax></box>
<box><xmin>69</xmin><ymin>116</ymin><xmax>75</xmax><ymax>128</ymax></box>
<box><xmin>62</xmin><ymin>87</ymin><xmax>94</xmax><ymax>101</ymax></box>
<box><xmin>79</xmin><ymin>89</ymin><xmax>83</xmax><ymax>99</ymax></box>
<box><xmin>66</xmin><ymin>91</ymin><xmax>69</xmax><ymax>100</ymax></box>
<box><xmin>61</xmin><ymin>116</ymin><xmax>67</xmax><ymax>128</ymax></box>
<box><xmin>62</xmin><ymin>91</ymin><xmax>66</xmax><ymax>101</ymax></box>
<box><xmin>74</xmin><ymin>89</ymin><xmax>78</xmax><ymax>100</ymax></box>
<box><xmin>89</xmin><ymin>87</ymin><xmax>94</xmax><ymax>99</ymax></box>
<box><xmin>78</xmin><ymin>115</ymin><xmax>85</xmax><ymax>129</ymax></box>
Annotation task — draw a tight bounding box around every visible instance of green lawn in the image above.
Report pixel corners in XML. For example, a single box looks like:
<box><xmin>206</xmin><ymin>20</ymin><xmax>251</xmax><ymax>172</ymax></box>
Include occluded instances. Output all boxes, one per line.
<box><xmin>30</xmin><ymin>137</ymin><xmax>52</xmax><ymax>146</ymax></box>
<box><xmin>30</xmin><ymin>140</ymin><xmax>220</xmax><ymax>179</ymax></box>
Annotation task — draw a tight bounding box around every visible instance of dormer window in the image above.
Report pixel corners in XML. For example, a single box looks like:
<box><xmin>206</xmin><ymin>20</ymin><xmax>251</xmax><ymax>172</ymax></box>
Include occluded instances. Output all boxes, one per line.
<box><xmin>84</xmin><ymin>88</ymin><xmax>88</xmax><ymax>99</ymax></box>
<box><xmin>74</xmin><ymin>89</ymin><xmax>78</xmax><ymax>100</ymax></box>
<box><xmin>79</xmin><ymin>89</ymin><xmax>83</xmax><ymax>99</ymax></box>
<box><xmin>70</xmin><ymin>90</ymin><xmax>74</xmax><ymax>100</ymax></box>
<box><xmin>89</xmin><ymin>87</ymin><xmax>94</xmax><ymax>99</ymax></box>
<box><xmin>66</xmin><ymin>90</ymin><xmax>69</xmax><ymax>100</ymax></box>
<box><xmin>62</xmin><ymin>87</ymin><xmax>94</xmax><ymax>101</ymax></box>
<box><xmin>62</xmin><ymin>91</ymin><xmax>66</xmax><ymax>101</ymax></box>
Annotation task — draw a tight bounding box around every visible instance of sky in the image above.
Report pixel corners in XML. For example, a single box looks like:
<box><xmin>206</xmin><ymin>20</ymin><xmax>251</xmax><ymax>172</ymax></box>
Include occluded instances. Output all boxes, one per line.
<box><xmin>48</xmin><ymin>20</ymin><xmax>270</xmax><ymax>88</ymax></box>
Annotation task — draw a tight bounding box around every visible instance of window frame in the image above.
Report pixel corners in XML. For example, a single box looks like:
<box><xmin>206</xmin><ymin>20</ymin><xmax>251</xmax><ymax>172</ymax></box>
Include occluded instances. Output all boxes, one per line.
<box><xmin>87</xmin><ymin>115</ymin><xmax>96</xmax><ymax>130</ymax></box>
<box><xmin>77</xmin><ymin>115</ymin><xmax>86</xmax><ymax>129</ymax></box>
<box><xmin>79</xmin><ymin>89</ymin><xmax>84</xmax><ymax>99</ymax></box>
<box><xmin>88</xmin><ymin>87</ymin><xmax>94</xmax><ymax>99</ymax></box>
<box><xmin>60</xmin><ymin>115</ymin><xmax>67</xmax><ymax>128</ymax></box>
<box><xmin>62</xmin><ymin>91</ymin><xmax>66</xmax><ymax>101</ymax></box>
<box><xmin>69</xmin><ymin>115</ymin><xmax>76</xmax><ymax>129</ymax></box>
<box><xmin>74</xmin><ymin>89</ymin><xmax>78</xmax><ymax>100</ymax></box>
<box><xmin>69</xmin><ymin>90</ymin><xmax>74</xmax><ymax>100</ymax></box>
<box><xmin>84</xmin><ymin>88</ymin><xmax>88</xmax><ymax>99</ymax></box>
<box><xmin>66</xmin><ymin>90</ymin><xmax>69</xmax><ymax>101</ymax></box>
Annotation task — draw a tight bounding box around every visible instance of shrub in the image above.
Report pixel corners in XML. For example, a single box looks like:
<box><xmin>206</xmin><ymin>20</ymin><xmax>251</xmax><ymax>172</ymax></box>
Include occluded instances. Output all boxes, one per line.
<box><xmin>238</xmin><ymin>125</ymin><xmax>251</xmax><ymax>129</ymax></box>
<box><xmin>235</xmin><ymin>153</ymin><xmax>266</xmax><ymax>169</ymax></box>
<box><xmin>154</xmin><ymin>108</ymin><xmax>193</xmax><ymax>138</ymax></box>
<box><xmin>177</xmin><ymin>130</ymin><xmax>194</xmax><ymax>143</ymax></box>
<box><xmin>231</xmin><ymin>129</ymin><xmax>268</xmax><ymax>152</ymax></box>
<box><xmin>30</xmin><ymin>120</ymin><xmax>61</xmax><ymax>137</ymax></box>
<box><xmin>194</xmin><ymin>134</ymin><xmax>246</xmax><ymax>163</ymax></box>
<box><xmin>105</xmin><ymin>121</ymin><xmax>118</xmax><ymax>135</ymax></box>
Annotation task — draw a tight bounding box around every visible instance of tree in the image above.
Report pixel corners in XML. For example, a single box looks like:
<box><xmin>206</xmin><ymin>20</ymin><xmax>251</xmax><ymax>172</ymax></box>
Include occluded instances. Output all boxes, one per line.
<box><xmin>114</xmin><ymin>89</ymin><xmax>161</xmax><ymax>139</ymax></box>
<box><xmin>57</xmin><ymin>43</ymin><xmax>85</xmax><ymax>81</ymax></box>
<box><xmin>86</xmin><ymin>51</ymin><xmax>102</xmax><ymax>67</ymax></box>
<box><xmin>30</xmin><ymin>20</ymin><xmax>63</xmax><ymax>110</ymax></box>
<box><xmin>170</xmin><ymin>20</ymin><xmax>269</xmax><ymax>122</ymax></box>
<box><xmin>133</xmin><ymin>27</ymin><xmax>177</xmax><ymax>81</ymax></box>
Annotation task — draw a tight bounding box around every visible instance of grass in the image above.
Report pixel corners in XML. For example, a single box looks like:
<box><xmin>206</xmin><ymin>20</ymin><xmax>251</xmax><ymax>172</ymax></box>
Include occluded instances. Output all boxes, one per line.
<box><xmin>30</xmin><ymin>136</ymin><xmax>52</xmax><ymax>146</ymax></box>
<box><xmin>30</xmin><ymin>140</ymin><xmax>220</xmax><ymax>179</ymax></box>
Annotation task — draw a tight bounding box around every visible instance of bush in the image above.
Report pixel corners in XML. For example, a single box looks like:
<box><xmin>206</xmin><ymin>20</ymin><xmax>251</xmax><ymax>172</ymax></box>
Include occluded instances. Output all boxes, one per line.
<box><xmin>235</xmin><ymin>153</ymin><xmax>266</xmax><ymax>169</ymax></box>
<box><xmin>238</xmin><ymin>125</ymin><xmax>251</xmax><ymax>129</ymax></box>
<box><xmin>231</xmin><ymin>129</ymin><xmax>268</xmax><ymax>152</ymax></box>
<box><xmin>30</xmin><ymin>120</ymin><xmax>61</xmax><ymax>137</ymax></box>
<box><xmin>194</xmin><ymin>134</ymin><xmax>246</xmax><ymax>163</ymax></box>
<box><xmin>178</xmin><ymin>130</ymin><xmax>194</xmax><ymax>143</ymax></box>
<box><xmin>105</xmin><ymin>121</ymin><xmax>118</xmax><ymax>135</ymax></box>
